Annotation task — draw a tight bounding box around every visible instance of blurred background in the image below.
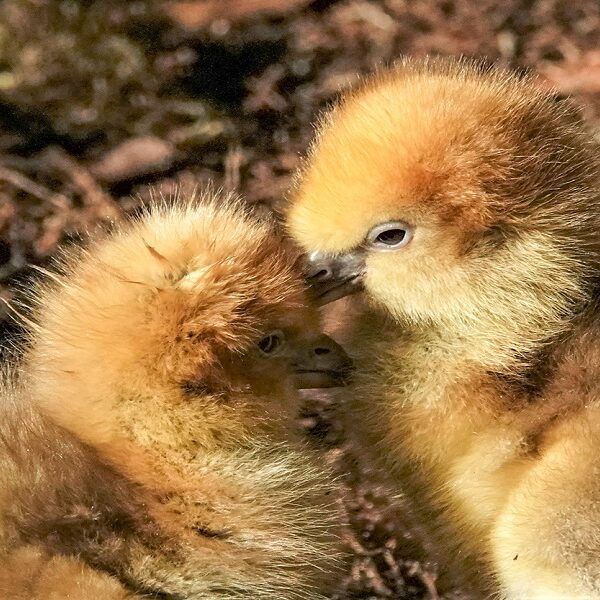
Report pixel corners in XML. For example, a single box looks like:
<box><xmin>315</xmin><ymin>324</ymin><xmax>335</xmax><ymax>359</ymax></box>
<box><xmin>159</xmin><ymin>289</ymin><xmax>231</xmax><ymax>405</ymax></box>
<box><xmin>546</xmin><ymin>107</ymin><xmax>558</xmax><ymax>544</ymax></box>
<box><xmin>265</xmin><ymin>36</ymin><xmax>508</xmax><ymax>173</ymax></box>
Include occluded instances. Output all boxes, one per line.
<box><xmin>0</xmin><ymin>1</ymin><xmax>598</xmax><ymax>597</ymax></box>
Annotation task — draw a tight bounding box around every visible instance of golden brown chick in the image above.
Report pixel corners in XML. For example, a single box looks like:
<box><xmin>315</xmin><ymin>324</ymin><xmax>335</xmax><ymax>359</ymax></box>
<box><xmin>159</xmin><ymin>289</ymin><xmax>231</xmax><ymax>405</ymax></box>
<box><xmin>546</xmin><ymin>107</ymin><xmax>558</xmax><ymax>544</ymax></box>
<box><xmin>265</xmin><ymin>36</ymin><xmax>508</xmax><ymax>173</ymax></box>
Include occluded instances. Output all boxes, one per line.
<box><xmin>1</xmin><ymin>193</ymin><xmax>351</xmax><ymax>599</ymax></box>
<box><xmin>287</xmin><ymin>56</ymin><xmax>600</xmax><ymax>599</ymax></box>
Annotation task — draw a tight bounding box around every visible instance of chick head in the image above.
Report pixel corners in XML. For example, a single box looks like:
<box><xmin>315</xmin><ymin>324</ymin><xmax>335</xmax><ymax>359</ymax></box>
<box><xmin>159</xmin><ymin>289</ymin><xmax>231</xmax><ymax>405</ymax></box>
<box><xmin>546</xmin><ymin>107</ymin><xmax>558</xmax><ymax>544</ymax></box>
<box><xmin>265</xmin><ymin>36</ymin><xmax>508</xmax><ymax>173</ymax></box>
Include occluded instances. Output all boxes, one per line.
<box><xmin>288</xmin><ymin>58</ymin><xmax>600</xmax><ymax>340</ymax></box>
<box><xmin>23</xmin><ymin>194</ymin><xmax>350</xmax><ymax>447</ymax></box>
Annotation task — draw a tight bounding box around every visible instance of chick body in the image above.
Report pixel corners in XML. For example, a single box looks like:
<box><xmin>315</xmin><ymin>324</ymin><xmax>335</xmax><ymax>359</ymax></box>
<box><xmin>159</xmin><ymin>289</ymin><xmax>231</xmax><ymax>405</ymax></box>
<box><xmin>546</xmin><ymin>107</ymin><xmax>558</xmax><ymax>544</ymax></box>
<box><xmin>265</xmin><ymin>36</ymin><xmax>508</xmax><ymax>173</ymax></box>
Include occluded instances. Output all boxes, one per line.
<box><xmin>0</xmin><ymin>545</ymin><xmax>141</xmax><ymax>599</ymax></box>
<box><xmin>288</xmin><ymin>57</ymin><xmax>600</xmax><ymax>598</ymax></box>
<box><xmin>1</xmin><ymin>194</ymin><xmax>346</xmax><ymax>599</ymax></box>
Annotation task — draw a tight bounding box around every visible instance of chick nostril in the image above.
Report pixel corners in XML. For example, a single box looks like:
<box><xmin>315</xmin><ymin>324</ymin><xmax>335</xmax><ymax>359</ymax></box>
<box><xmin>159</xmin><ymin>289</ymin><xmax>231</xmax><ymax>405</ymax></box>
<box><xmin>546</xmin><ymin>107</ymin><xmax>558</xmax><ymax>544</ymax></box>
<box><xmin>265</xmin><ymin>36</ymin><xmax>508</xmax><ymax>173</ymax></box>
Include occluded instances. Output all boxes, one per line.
<box><xmin>308</xmin><ymin>267</ymin><xmax>332</xmax><ymax>281</ymax></box>
<box><xmin>314</xmin><ymin>347</ymin><xmax>331</xmax><ymax>356</ymax></box>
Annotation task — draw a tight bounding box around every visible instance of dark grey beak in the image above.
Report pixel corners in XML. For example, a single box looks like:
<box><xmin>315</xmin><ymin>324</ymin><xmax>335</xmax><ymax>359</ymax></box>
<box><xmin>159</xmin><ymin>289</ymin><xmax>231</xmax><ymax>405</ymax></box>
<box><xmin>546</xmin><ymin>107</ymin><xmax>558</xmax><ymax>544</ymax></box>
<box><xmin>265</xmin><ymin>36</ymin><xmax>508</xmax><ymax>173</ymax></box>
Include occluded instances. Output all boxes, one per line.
<box><xmin>293</xmin><ymin>334</ymin><xmax>353</xmax><ymax>389</ymax></box>
<box><xmin>304</xmin><ymin>250</ymin><xmax>364</xmax><ymax>306</ymax></box>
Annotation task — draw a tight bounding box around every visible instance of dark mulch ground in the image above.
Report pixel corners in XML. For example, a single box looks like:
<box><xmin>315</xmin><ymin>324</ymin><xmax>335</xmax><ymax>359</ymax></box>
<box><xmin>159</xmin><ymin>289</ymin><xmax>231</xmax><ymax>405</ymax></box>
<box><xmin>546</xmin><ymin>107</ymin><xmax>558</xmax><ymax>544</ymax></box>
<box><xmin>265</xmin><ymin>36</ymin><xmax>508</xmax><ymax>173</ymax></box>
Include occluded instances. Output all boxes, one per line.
<box><xmin>0</xmin><ymin>1</ymin><xmax>599</xmax><ymax>597</ymax></box>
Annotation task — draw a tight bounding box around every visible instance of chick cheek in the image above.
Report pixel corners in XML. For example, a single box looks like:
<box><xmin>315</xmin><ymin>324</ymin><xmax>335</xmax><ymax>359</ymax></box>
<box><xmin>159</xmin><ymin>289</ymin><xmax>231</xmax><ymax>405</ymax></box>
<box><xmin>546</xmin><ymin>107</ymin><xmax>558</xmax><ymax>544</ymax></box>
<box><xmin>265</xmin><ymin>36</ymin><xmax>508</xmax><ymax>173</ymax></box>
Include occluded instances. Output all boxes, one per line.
<box><xmin>362</xmin><ymin>255</ymin><xmax>407</xmax><ymax>318</ymax></box>
<box><xmin>240</xmin><ymin>358</ymin><xmax>287</xmax><ymax>392</ymax></box>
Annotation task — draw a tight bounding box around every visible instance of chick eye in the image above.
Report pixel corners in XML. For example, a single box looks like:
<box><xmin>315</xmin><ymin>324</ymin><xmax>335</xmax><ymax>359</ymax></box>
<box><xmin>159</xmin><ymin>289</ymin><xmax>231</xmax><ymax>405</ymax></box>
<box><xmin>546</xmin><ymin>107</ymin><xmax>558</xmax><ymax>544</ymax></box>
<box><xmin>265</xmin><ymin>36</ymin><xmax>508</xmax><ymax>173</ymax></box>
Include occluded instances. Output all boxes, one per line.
<box><xmin>257</xmin><ymin>330</ymin><xmax>285</xmax><ymax>355</ymax></box>
<box><xmin>367</xmin><ymin>221</ymin><xmax>413</xmax><ymax>250</ymax></box>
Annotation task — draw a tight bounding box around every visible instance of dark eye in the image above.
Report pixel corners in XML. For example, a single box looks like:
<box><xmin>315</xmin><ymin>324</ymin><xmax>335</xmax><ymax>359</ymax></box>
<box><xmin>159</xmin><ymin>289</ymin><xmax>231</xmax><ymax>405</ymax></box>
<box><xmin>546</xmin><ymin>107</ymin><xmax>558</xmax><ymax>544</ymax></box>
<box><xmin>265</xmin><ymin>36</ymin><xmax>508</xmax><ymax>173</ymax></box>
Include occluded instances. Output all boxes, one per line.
<box><xmin>367</xmin><ymin>221</ymin><xmax>413</xmax><ymax>250</ymax></box>
<box><xmin>257</xmin><ymin>330</ymin><xmax>285</xmax><ymax>355</ymax></box>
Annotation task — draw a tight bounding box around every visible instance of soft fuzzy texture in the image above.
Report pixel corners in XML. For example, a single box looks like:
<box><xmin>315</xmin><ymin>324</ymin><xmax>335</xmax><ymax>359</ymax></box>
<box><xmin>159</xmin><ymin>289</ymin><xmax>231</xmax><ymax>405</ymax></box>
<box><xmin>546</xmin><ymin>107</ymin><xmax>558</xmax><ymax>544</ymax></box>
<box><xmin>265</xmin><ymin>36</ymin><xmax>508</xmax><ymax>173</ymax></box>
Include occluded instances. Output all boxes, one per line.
<box><xmin>288</xmin><ymin>56</ymin><xmax>600</xmax><ymax>599</ymax></box>
<box><xmin>0</xmin><ymin>546</ymin><xmax>141</xmax><ymax>600</ymax></box>
<box><xmin>1</xmin><ymin>192</ymin><xmax>343</xmax><ymax>599</ymax></box>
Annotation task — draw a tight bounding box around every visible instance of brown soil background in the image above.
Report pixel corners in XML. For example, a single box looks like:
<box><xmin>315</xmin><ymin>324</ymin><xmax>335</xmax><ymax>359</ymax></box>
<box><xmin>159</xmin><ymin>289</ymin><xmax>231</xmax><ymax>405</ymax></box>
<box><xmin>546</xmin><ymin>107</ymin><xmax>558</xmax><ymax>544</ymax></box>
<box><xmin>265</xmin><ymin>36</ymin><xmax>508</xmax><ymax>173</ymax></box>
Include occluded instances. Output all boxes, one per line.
<box><xmin>0</xmin><ymin>1</ymin><xmax>598</xmax><ymax>598</ymax></box>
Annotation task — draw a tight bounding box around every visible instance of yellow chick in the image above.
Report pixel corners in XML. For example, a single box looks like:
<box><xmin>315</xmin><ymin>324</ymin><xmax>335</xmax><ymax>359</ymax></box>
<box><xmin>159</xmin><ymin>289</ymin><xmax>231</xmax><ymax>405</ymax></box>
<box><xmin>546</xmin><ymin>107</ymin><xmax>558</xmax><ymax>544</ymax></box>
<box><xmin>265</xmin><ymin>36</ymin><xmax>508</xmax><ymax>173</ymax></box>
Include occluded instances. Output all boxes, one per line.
<box><xmin>287</xmin><ymin>57</ymin><xmax>600</xmax><ymax>599</ymax></box>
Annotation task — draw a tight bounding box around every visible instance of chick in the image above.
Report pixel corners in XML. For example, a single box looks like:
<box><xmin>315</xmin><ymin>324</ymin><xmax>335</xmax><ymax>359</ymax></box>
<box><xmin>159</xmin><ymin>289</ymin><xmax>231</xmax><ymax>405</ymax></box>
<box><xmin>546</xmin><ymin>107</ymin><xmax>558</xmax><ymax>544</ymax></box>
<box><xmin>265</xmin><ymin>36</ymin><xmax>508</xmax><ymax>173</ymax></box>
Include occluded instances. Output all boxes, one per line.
<box><xmin>2</xmin><ymin>193</ymin><xmax>351</xmax><ymax>599</ymax></box>
<box><xmin>287</xmin><ymin>57</ymin><xmax>600</xmax><ymax>599</ymax></box>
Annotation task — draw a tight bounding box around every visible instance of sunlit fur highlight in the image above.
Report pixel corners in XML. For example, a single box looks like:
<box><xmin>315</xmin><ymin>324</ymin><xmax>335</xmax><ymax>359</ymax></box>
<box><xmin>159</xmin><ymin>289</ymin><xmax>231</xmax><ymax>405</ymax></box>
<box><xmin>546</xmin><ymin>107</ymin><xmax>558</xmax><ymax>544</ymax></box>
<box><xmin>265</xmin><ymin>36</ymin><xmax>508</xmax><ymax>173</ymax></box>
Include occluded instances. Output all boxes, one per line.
<box><xmin>288</xmin><ymin>57</ymin><xmax>600</xmax><ymax>598</ymax></box>
<box><xmin>1</xmin><ymin>192</ymin><xmax>342</xmax><ymax>599</ymax></box>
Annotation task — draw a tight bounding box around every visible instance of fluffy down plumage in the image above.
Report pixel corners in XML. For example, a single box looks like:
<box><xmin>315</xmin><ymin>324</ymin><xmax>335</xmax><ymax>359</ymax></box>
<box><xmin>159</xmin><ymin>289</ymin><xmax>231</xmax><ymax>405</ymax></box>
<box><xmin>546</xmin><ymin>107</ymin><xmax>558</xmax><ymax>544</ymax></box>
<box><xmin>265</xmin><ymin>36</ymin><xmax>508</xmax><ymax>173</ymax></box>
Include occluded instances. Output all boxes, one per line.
<box><xmin>288</xmin><ymin>57</ymin><xmax>600</xmax><ymax>598</ymax></box>
<box><xmin>0</xmin><ymin>192</ymin><xmax>346</xmax><ymax>599</ymax></box>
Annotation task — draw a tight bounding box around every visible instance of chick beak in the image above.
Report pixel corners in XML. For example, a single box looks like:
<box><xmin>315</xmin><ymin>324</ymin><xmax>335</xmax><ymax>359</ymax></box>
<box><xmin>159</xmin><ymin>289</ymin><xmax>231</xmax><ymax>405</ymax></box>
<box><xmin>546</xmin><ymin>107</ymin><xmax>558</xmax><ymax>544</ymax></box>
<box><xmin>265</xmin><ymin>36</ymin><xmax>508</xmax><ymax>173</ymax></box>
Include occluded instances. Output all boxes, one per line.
<box><xmin>304</xmin><ymin>250</ymin><xmax>364</xmax><ymax>306</ymax></box>
<box><xmin>293</xmin><ymin>334</ymin><xmax>353</xmax><ymax>389</ymax></box>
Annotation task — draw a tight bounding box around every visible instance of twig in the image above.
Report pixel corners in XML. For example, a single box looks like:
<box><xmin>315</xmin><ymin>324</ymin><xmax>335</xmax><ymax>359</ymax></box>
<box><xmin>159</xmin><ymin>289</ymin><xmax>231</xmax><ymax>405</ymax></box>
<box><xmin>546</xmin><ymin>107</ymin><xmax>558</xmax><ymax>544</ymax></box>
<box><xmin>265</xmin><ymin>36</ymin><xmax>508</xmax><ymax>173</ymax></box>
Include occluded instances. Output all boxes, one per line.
<box><xmin>40</xmin><ymin>147</ymin><xmax>122</xmax><ymax>220</ymax></box>
<box><xmin>0</xmin><ymin>165</ymin><xmax>69</xmax><ymax>208</ymax></box>
<box><xmin>223</xmin><ymin>146</ymin><xmax>245</xmax><ymax>192</ymax></box>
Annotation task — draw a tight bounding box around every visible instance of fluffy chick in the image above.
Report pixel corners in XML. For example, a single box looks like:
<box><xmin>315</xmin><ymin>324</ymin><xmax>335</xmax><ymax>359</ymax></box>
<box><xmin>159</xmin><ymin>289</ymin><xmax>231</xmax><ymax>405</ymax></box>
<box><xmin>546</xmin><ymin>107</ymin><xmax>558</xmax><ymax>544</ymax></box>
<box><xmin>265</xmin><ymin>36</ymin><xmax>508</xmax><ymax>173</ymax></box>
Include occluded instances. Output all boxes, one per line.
<box><xmin>287</xmin><ymin>57</ymin><xmax>600</xmax><ymax>599</ymax></box>
<box><xmin>2</xmin><ymin>193</ymin><xmax>349</xmax><ymax>599</ymax></box>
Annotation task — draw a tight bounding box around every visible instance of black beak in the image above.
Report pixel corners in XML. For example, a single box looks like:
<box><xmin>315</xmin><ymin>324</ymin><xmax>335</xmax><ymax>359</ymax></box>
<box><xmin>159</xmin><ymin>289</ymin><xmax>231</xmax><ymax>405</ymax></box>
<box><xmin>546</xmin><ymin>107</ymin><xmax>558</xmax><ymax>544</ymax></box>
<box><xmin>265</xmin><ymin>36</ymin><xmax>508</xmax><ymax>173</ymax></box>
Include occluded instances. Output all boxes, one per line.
<box><xmin>304</xmin><ymin>250</ymin><xmax>364</xmax><ymax>306</ymax></box>
<box><xmin>293</xmin><ymin>334</ymin><xmax>353</xmax><ymax>389</ymax></box>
